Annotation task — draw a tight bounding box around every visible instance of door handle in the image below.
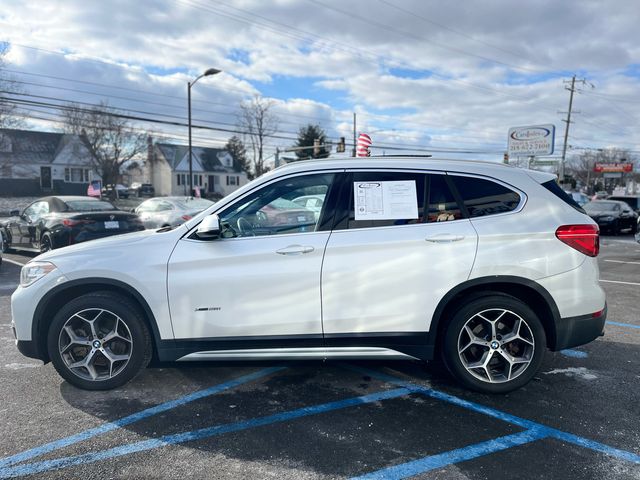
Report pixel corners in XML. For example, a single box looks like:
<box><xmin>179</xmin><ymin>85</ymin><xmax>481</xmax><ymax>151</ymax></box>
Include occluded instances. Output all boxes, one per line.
<box><xmin>425</xmin><ymin>233</ymin><xmax>465</xmax><ymax>243</ymax></box>
<box><xmin>276</xmin><ymin>245</ymin><xmax>315</xmax><ymax>255</ymax></box>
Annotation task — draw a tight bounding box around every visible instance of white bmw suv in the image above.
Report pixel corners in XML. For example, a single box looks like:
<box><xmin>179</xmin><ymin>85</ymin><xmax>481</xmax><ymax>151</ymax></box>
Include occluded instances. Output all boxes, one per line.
<box><xmin>11</xmin><ymin>157</ymin><xmax>606</xmax><ymax>393</ymax></box>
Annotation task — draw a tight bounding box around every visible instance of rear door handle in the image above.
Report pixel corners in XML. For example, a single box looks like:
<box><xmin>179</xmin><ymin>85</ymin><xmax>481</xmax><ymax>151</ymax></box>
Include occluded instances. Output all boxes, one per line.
<box><xmin>276</xmin><ymin>245</ymin><xmax>315</xmax><ymax>255</ymax></box>
<box><xmin>425</xmin><ymin>233</ymin><xmax>465</xmax><ymax>243</ymax></box>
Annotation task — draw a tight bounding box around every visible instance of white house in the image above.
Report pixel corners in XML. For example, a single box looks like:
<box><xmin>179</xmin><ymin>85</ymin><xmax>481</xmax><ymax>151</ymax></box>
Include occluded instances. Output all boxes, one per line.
<box><xmin>0</xmin><ymin>128</ymin><xmax>98</xmax><ymax>196</ymax></box>
<box><xmin>147</xmin><ymin>139</ymin><xmax>249</xmax><ymax>198</ymax></box>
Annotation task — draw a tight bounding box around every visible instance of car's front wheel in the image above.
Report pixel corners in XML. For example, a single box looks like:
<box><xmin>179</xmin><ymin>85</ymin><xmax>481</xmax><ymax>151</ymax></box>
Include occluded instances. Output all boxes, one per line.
<box><xmin>442</xmin><ymin>294</ymin><xmax>546</xmax><ymax>394</ymax></box>
<box><xmin>47</xmin><ymin>291</ymin><xmax>152</xmax><ymax>390</ymax></box>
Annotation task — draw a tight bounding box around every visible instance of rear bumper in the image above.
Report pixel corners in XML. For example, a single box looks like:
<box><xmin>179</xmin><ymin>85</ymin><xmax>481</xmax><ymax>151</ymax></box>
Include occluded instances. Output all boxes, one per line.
<box><xmin>552</xmin><ymin>305</ymin><xmax>606</xmax><ymax>351</ymax></box>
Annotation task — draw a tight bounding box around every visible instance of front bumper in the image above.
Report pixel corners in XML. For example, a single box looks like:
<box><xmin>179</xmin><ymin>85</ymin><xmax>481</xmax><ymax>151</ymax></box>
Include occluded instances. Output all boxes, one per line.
<box><xmin>553</xmin><ymin>305</ymin><xmax>607</xmax><ymax>351</ymax></box>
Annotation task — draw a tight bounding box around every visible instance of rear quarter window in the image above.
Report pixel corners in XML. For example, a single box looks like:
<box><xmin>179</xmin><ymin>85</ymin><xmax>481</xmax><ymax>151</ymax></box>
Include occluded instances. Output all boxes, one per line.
<box><xmin>450</xmin><ymin>175</ymin><xmax>521</xmax><ymax>217</ymax></box>
<box><xmin>541</xmin><ymin>180</ymin><xmax>585</xmax><ymax>213</ymax></box>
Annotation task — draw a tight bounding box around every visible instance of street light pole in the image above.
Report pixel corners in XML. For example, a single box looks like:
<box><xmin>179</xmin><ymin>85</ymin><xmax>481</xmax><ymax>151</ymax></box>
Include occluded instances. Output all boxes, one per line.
<box><xmin>188</xmin><ymin>68</ymin><xmax>221</xmax><ymax>196</ymax></box>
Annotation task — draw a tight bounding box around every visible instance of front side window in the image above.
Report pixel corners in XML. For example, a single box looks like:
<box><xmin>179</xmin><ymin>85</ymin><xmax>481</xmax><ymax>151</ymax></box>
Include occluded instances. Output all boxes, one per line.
<box><xmin>24</xmin><ymin>201</ymin><xmax>49</xmax><ymax>221</ymax></box>
<box><xmin>218</xmin><ymin>173</ymin><xmax>334</xmax><ymax>238</ymax></box>
<box><xmin>450</xmin><ymin>175</ymin><xmax>521</xmax><ymax>218</ymax></box>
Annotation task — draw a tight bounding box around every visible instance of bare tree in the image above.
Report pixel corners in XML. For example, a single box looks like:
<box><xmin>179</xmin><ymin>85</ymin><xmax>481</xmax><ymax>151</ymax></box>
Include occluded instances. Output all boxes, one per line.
<box><xmin>0</xmin><ymin>42</ymin><xmax>23</xmax><ymax>129</ymax></box>
<box><xmin>61</xmin><ymin>102</ymin><xmax>147</xmax><ymax>187</ymax></box>
<box><xmin>237</xmin><ymin>96</ymin><xmax>278</xmax><ymax>178</ymax></box>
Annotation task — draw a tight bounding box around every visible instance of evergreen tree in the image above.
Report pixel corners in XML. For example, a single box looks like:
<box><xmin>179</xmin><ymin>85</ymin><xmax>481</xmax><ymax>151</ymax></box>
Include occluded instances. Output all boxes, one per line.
<box><xmin>225</xmin><ymin>135</ymin><xmax>252</xmax><ymax>178</ymax></box>
<box><xmin>294</xmin><ymin>124</ymin><xmax>330</xmax><ymax>161</ymax></box>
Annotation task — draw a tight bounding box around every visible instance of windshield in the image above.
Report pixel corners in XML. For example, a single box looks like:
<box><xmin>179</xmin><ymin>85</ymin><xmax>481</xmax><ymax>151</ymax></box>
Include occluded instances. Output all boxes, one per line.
<box><xmin>65</xmin><ymin>200</ymin><xmax>117</xmax><ymax>212</ymax></box>
<box><xmin>585</xmin><ymin>202</ymin><xmax>619</xmax><ymax>212</ymax></box>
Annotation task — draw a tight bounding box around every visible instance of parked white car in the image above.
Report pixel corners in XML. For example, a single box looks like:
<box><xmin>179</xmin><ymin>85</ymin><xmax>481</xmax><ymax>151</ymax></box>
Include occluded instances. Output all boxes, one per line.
<box><xmin>11</xmin><ymin>157</ymin><xmax>606</xmax><ymax>393</ymax></box>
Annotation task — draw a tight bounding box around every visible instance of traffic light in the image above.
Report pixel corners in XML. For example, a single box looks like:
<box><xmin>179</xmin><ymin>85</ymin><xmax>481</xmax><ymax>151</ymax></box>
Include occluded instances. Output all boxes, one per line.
<box><xmin>336</xmin><ymin>137</ymin><xmax>345</xmax><ymax>153</ymax></box>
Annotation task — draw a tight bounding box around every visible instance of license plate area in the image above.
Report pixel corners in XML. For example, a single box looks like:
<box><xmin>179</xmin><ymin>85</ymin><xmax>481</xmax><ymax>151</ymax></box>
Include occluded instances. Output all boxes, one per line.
<box><xmin>104</xmin><ymin>221</ymin><xmax>119</xmax><ymax>229</ymax></box>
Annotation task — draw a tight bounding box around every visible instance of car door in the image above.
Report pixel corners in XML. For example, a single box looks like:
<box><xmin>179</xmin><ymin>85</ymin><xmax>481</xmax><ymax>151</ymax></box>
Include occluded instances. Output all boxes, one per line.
<box><xmin>621</xmin><ymin>204</ymin><xmax>635</xmax><ymax>229</ymax></box>
<box><xmin>167</xmin><ymin>171</ymin><xmax>339</xmax><ymax>343</ymax></box>
<box><xmin>11</xmin><ymin>201</ymin><xmax>48</xmax><ymax>249</ymax></box>
<box><xmin>321</xmin><ymin>170</ymin><xmax>478</xmax><ymax>348</ymax></box>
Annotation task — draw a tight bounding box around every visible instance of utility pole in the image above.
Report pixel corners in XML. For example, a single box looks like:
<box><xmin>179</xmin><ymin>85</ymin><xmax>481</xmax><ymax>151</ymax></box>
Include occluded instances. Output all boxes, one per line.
<box><xmin>352</xmin><ymin>112</ymin><xmax>357</xmax><ymax>157</ymax></box>
<box><xmin>560</xmin><ymin>75</ymin><xmax>590</xmax><ymax>184</ymax></box>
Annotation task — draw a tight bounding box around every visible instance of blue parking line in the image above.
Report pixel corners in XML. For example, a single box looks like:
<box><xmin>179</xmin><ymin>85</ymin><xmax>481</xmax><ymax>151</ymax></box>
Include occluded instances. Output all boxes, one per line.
<box><xmin>351</xmin><ymin>428</ymin><xmax>548</xmax><ymax>480</ymax></box>
<box><xmin>560</xmin><ymin>349</ymin><xmax>588</xmax><ymax>358</ymax></box>
<box><xmin>0</xmin><ymin>387</ymin><xmax>411</xmax><ymax>478</ymax></box>
<box><xmin>0</xmin><ymin>366</ymin><xmax>284</xmax><ymax>469</ymax></box>
<box><xmin>607</xmin><ymin>321</ymin><xmax>640</xmax><ymax>330</ymax></box>
<box><xmin>347</xmin><ymin>365</ymin><xmax>640</xmax><ymax>465</ymax></box>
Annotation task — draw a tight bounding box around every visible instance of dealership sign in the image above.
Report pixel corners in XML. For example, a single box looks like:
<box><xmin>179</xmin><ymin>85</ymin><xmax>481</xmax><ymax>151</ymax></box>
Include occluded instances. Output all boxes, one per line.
<box><xmin>507</xmin><ymin>124</ymin><xmax>555</xmax><ymax>156</ymax></box>
<box><xmin>593</xmin><ymin>162</ymin><xmax>633</xmax><ymax>173</ymax></box>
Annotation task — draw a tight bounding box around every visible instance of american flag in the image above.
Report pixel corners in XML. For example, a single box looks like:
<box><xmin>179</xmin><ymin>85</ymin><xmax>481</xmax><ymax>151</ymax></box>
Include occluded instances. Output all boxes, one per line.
<box><xmin>87</xmin><ymin>180</ymin><xmax>101</xmax><ymax>197</ymax></box>
<box><xmin>356</xmin><ymin>133</ymin><xmax>371</xmax><ymax>157</ymax></box>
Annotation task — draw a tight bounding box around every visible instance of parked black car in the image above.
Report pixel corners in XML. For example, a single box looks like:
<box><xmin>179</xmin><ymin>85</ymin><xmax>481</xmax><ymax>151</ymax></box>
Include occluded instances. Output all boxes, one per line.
<box><xmin>607</xmin><ymin>195</ymin><xmax>640</xmax><ymax>213</ymax></box>
<box><xmin>129</xmin><ymin>183</ymin><xmax>155</xmax><ymax>197</ymax></box>
<box><xmin>584</xmin><ymin>200</ymin><xmax>638</xmax><ymax>235</ymax></box>
<box><xmin>0</xmin><ymin>196</ymin><xmax>145</xmax><ymax>253</ymax></box>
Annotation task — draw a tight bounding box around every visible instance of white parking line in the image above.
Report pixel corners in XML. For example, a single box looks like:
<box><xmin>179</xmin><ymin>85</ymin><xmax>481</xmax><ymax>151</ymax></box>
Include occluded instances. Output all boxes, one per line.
<box><xmin>600</xmin><ymin>279</ymin><xmax>640</xmax><ymax>286</ymax></box>
<box><xmin>604</xmin><ymin>260</ymin><xmax>640</xmax><ymax>265</ymax></box>
<box><xmin>2</xmin><ymin>258</ymin><xmax>25</xmax><ymax>267</ymax></box>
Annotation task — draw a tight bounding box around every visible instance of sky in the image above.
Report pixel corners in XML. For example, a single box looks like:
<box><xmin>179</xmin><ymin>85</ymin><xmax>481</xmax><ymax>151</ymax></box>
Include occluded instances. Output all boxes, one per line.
<box><xmin>1</xmin><ymin>0</ymin><xmax>639</xmax><ymax>166</ymax></box>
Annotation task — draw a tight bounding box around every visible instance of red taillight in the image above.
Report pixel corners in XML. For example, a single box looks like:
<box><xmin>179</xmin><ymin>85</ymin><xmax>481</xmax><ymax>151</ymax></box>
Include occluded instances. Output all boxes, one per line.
<box><xmin>181</xmin><ymin>215</ymin><xmax>192</xmax><ymax>221</ymax></box>
<box><xmin>62</xmin><ymin>219</ymin><xmax>82</xmax><ymax>227</ymax></box>
<box><xmin>555</xmin><ymin>224</ymin><xmax>599</xmax><ymax>257</ymax></box>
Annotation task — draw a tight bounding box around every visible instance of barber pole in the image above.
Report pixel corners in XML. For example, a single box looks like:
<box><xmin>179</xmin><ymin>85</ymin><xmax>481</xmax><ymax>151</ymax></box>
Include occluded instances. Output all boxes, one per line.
<box><xmin>356</xmin><ymin>133</ymin><xmax>372</xmax><ymax>157</ymax></box>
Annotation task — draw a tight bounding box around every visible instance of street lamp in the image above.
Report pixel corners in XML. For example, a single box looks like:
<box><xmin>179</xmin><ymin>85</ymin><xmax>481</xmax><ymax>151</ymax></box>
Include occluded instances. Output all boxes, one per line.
<box><xmin>188</xmin><ymin>68</ymin><xmax>221</xmax><ymax>196</ymax></box>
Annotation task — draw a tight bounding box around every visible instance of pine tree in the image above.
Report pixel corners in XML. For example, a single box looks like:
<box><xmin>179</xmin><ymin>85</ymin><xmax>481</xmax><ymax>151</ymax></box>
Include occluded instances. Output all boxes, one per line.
<box><xmin>225</xmin><ymin>135</ymin><xmax>252</xmax><ymax>178</ymax></box>
<box><xmin>294</xmin><ymin>124</ymin><xmax>330</xmax><ymax>161</ymax></box>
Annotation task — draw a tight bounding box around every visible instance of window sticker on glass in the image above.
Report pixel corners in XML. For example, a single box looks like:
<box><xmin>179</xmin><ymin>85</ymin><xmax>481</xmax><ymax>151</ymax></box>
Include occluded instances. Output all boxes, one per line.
<box><xmin>354</xmin><ymin>180</ymin><xmax>418</xmax><ymax>220</ymax></box>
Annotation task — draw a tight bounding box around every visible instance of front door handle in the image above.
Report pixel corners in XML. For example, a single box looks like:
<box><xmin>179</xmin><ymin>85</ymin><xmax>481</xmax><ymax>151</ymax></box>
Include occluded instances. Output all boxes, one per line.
<box><xmin>276</xmin><ymin>245</ymin><xmax>315</xmax><ymax>255</ymax></box>
<box><xmin>425</xmin><ymin>233</ymin><xmax>465</xmax><ymax>243</ymax></box>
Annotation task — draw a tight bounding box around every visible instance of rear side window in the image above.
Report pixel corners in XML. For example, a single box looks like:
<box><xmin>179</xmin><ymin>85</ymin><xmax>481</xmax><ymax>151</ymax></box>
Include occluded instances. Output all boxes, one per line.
<box><xmin>427</xmin><ymin>174</ymin><xmax>463</xmax><ymax>222</ymax></box>
<box><xmin>450</xmin><ymin>175</ymin><xmax>521</xmax><ymax>217</ymax></box>
<box><xmin>541</xmin><ymin>180</ymin><xmax>585</xmax><ymax>213</ymax></box>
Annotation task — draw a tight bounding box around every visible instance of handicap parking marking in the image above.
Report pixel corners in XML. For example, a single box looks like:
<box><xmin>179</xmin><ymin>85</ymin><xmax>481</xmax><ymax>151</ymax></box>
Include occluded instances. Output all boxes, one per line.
<box><xmin>350</xmin><ymin>428</ymin><xmax>548</xmax><ymax>480</ymax></box>
<box><xmin>345</xmin><ymin>365</ymin><xmax>640</xmax><ymax>479</ymax></box>
<box><xmin>607</xmin><ymin>321</ymin><xmax>640</xmax><ymax>330</ymax></box>
<box><xmin>0</xmin><ymin>366</ymin><xmax>285</xmax><ymax>469</ymax></box>
<box><xmin>0</xmin><ymin>387</ymin><xmax>411</xmax><ymax>479</ymax></box>
<box><xmin>559</xmin><ymin>349</ymin><xmax>589</xmax><ymax>358</ymax></box>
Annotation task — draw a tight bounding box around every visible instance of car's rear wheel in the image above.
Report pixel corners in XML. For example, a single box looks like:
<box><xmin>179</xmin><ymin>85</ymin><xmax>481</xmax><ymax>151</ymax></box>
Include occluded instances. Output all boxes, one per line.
<box><xmin>442</xmin><ymin>294</ymin><xmax>546</xmax><ymax>394</ymax></box>
<box><xmin>47</xmin><ymin>291</ymin><xmax>152</xmax><ymax>390</ymax></box>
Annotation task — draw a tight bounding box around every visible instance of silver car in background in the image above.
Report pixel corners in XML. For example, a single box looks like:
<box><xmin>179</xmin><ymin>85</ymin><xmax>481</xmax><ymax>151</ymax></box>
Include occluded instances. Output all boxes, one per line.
<box><xmin>135</xmin><ymin>197</ymin><xmax>214</xmax><ymax>229</ymax></box>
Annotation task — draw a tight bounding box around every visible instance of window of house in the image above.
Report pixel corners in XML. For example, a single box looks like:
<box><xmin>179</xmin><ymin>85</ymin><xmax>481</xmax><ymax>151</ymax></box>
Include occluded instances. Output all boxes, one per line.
<box><xmin>64</xmin><ymin>167</ymin><xmax>89</xmax><ymax>183</ymax></box>
<box><xmin>227</xmin><ymin>175</ymin><xmax>238</xmax><ymax>186</ymax></box>
<box><xmin>450</xmin><ymin>175</ymin><xmax>521</xmax><ymax>217</ymax></box>
<box><xmin>346</xmin><ymin>171</ymin><xmax>427</xmax><ymax>230</ymax></box>
<box><xmin>177</xmin><ymin>174</ymin><xmax>181</xmax><ymax>186</ymax></box>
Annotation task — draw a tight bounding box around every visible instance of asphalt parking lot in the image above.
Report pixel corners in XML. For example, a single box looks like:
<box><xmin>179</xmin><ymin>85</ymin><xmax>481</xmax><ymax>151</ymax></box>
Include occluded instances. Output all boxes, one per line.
<box><xmin>0</xmin><ymin>236</ymin><xmax>639</xmax><ymax>479</ymax></box>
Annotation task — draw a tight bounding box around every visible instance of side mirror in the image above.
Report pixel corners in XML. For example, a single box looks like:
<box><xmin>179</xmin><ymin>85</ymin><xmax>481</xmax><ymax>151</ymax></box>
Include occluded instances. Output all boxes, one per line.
<box><xmin>196</xmin><ymin>214</ymin><xmax>221</xmax><ymax>239</ymax></box>
<box><xmin>10</xmin><ymin>210</ymin><xmax>19</xmax><ymax>216</ymax></box>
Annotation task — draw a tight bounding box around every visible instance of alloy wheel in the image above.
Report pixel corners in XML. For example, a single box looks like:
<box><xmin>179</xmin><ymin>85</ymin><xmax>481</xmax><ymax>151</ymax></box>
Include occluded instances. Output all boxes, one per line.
<box><xmin>58</xmin><ymin>308</ymin><xmax>133</xmax><ymax>381</ymax></box>
<box><xmin>457</xmin><ymin>308</ymin><xmax>535</xmax><ymax>383</ymax></box>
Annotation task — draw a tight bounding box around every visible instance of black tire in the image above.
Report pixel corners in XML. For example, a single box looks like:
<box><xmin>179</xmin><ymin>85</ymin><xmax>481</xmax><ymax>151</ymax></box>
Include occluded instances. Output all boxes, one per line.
<box><xmin>40</xmin><ymin>232</ymin><xmax>53</xmax><ymax>253</ymax></box>
<box><xmin>47</xmin><ymin>291</ymin><xmax>152</xmax><ymax>390</ymax></box>
<box><xmin>442</xmin><ymin>293</ymin><xmax>546</xmax><ymax>394</ymax></box>
<box><xmin>0</xmin><ymin>229</ymin><xmax>10</xmax><ymax>253</ymax></box>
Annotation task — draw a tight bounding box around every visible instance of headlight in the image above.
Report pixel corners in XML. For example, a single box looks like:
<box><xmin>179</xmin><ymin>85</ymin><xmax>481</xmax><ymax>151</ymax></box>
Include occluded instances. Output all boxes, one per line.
<box><xmin>20</xmin><ymin>261</ymin><xmax>56</xmax><ymax>287</ymax></box>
